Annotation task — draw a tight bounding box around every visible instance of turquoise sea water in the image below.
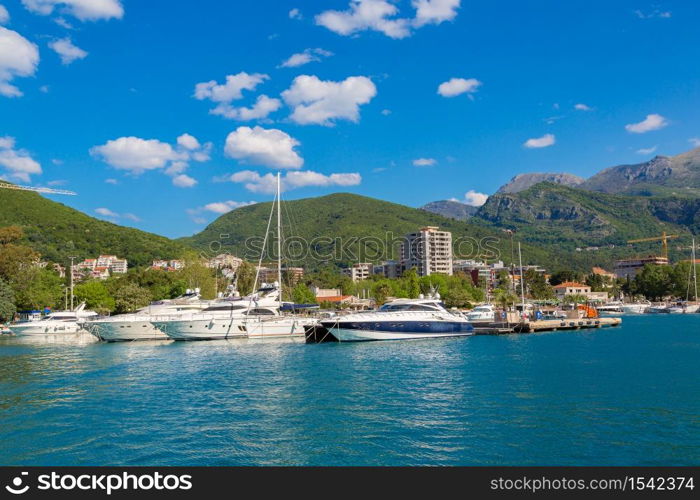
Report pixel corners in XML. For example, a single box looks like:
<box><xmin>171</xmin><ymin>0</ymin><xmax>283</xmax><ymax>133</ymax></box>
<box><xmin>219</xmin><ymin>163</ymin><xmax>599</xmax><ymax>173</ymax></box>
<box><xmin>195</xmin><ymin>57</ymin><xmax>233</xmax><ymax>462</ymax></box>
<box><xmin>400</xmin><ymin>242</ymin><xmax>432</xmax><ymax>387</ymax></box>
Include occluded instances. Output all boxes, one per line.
<box><xmin>0</xmin><ymin>315</ymin><xmax>698</xmax><ymax>466</ymax></box>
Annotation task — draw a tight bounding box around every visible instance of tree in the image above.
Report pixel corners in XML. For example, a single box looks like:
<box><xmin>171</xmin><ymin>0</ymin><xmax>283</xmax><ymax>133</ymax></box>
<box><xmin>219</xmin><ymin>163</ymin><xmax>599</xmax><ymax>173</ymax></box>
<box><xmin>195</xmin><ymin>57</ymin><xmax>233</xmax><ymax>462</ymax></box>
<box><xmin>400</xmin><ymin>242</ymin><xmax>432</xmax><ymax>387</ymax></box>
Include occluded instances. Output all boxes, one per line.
<box><xmin>549</xmin><ymin>270</ymin><xmax>584</xmax><ymax>286</ymax></box>
<box><xmin>112</xmin><ymin>283</ymin><xmax>151</xmax><ymax>314</ymax></box>
<box><xmin>564</xmin><ymin>294</ymin><xmax>588</xmax><ymax>304</ymax></box>
<box><xmin>634</xmin><ymin>264</ymin><xmax>673</xmax><ymax>301</ymax></box>
<box><xmin>235</xmin><ymin>261</ymin><xmax>256</xmax><ymax>296</ymax></box>
<box><xmin>404</xmin><ymin>269</ymin><xmax>421</xmax><ymax>299</ymax></box>
<box><xmin>74</xmin><ymin>281</ymin><xmax>115</xmax><ymax>314</ymax></box>
<box><xmin>0</xmin><ymin>226</ymin><xmax>24</xmax><ymax>245</ymax></box>
<box><xmin>291</xmin><ymin>283</ymin><xmax>317</xmax><ymax>304</ymax></box>
<box><xmin>14</xmin><ymin>268</ymin><xmax>63</xmax><ymax>311</ymax></box>
<box><xmin>444</xmin><ymin>286</ymin><xmax>471</xmax><ymax>308</ymax></box>
<box><xmin>178</xmin><ymin>252</ymin><xmax>216</xmax><ymax>299</ymax></box>
<box><xmin>372</xmin><ymin>281</ymin><xmax>393</xmax><ymax>305</ymax></box>
<box><xmin>525</xmin><ymin>269</ymin><xmax>554</xmax><ymax>300</ymax></box>
<box><xmin>0</xmin><ymin>279</ymin><xmax>16</xmax><ymax>322</ymax></box>
<box><xmin>493</xmin><ymin>288</ymin><xmax>517</xmax><ymax>310</ymax></box>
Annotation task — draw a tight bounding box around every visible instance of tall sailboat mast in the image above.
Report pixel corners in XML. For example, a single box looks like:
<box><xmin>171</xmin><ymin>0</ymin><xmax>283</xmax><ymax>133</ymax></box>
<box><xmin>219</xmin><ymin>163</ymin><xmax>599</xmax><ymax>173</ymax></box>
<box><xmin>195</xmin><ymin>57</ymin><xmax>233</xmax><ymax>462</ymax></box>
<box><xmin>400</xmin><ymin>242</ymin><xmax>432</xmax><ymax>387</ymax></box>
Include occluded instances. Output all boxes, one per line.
<box><xmin>693</xmin><ymin>238</ymin><xmax>698</xmax><ymax>301</ymax></box>
<box><xmin>518</xmin><ymin>242</ymin><xmax>526</xmax><ymax>316</ymax></box>
<box><xmin>277</xmin><ymin>172</ymin><xmax>283</xmax><ymax>309</ymax></box>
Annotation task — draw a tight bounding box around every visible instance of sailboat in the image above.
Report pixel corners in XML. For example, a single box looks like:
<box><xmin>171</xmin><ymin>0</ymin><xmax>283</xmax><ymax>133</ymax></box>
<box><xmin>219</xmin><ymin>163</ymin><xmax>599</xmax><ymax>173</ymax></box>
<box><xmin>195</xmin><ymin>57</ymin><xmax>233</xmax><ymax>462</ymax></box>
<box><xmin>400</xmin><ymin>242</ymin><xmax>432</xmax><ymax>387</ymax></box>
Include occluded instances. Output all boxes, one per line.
<box><xmin>668</xmin><ymin>238</ymin><xmax>699</xmax><ymax>314</ymax></box>
<box><xmin>152</xmin><ymin>173</ymin><xmax>314</xmax><ymax>340</ymax></box>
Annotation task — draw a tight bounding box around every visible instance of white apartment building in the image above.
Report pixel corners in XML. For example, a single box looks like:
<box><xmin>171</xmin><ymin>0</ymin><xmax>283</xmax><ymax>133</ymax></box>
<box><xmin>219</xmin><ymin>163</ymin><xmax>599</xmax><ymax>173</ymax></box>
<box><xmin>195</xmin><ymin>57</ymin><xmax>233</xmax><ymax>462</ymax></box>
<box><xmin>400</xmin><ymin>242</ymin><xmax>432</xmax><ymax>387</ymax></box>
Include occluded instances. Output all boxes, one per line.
<box><xmin>400</xmin><ymin>227</ymin><xmax>453</xmax><ymax>277</ymax></box>
<box><xmin>343</xmin><ymin>262</ymin><xmax>373</xmax><ymax>282</ymax></box>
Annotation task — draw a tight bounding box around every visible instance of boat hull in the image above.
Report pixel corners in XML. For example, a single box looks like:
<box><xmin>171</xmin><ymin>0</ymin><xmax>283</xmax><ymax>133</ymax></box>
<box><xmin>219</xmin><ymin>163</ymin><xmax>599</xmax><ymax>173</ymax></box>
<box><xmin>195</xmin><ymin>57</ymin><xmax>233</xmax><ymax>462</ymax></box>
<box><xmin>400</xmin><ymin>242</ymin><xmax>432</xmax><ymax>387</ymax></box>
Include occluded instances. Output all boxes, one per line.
<box><xmin>84</xmin><ymin>320</ymin><xmax>169</xmax><ymax>342</ymax></box>
<box><xmin>151</xmin><ymin>318</ymin><xmax>247</xmax><ymax>340</ymax></box>
<box><xmin>9</xmin><ymin>322</ymin><xmax>86</xmax><ymax>336</ymax></box>
<box><xmin>323</xmin><ymin>320</ymin><xmax>474</xmax><ymax>342</ymax></box>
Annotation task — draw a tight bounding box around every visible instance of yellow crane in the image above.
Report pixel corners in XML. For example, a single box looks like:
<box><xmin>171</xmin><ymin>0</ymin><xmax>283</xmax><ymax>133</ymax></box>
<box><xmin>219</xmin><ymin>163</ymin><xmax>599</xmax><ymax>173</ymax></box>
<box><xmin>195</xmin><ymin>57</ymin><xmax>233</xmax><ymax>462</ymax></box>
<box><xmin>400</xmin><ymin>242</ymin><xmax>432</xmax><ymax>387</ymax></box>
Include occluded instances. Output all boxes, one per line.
<box><xmin>627</xmin><ymin>232</ymin><xmax>679</xmax><ymax>260</ymax></box>
<box><xmin>0</xmin><ymin>181</ymin><xmax>76</xmax><ymax>196</ymax></box>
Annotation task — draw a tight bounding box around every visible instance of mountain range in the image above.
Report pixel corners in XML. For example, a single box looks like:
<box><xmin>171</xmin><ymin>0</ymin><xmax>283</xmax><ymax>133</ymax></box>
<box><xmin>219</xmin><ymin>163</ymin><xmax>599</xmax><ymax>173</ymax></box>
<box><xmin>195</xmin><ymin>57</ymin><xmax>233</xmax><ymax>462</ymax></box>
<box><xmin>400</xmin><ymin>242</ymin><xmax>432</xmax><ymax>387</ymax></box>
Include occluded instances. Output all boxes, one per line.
<box><xmin>1</xmin><ymin>146</ymin><xmax>698</xmax><ymax>274</ymax></box>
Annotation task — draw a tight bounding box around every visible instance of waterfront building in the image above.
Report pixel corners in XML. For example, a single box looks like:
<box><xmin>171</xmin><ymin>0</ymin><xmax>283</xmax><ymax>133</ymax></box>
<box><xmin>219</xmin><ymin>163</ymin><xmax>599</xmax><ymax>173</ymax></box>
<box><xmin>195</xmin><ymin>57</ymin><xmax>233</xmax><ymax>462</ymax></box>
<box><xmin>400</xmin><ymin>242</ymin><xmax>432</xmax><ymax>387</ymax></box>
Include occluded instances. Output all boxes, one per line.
<box><xmin>343</xmin><ymin>263</ymin><xmax>373</xmax><ymax>282</ymax></box>
<box><xmin>400</xmin><ymin>226</ymin><xmax>453</xmax><ymax>277</ymax></box>
<box><xmin>258</xmin><ymin>264</ymin><xmax>304</xmax><ymax>285</ymax></box>
<box><xmin>614</xmin><ymin>256</ymin><xmax>668</xmax><ymax>280</ymax></box>
<box><xmin>553</xmin><ymin>281</ymin><xmax>608</xmax><ymax>302</ymax></box>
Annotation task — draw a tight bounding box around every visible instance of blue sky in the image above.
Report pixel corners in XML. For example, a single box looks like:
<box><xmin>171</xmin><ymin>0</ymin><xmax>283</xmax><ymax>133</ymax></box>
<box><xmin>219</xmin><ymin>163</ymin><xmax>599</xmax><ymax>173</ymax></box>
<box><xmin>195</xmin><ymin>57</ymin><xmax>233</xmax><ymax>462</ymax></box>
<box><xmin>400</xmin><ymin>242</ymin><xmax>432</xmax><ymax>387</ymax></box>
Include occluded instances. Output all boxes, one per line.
<box><xmin>1</xmin><ymin>0</ymin><xmax>699</xmax><ymax>238</ymax></box>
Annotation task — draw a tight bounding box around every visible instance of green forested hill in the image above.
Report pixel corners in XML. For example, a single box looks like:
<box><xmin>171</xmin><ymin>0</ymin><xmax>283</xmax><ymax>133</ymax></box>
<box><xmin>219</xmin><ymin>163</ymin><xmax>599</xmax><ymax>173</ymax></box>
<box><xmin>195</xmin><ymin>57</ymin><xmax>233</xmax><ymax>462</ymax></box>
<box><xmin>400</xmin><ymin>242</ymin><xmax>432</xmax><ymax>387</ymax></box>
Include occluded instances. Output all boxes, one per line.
<box><xmin>181</xmin><ymin>192</ymin><xmax>610</xmax><ymax>271</ymax></box>
<box><xmin>0</xmin><ymin>188</ymin><xmax>187</xmax><ymax>266</ymax></box>
<box><xmin>473</xmin><ymin>183</ymin><xmax>698</xmax><ymax>262</ymax></box>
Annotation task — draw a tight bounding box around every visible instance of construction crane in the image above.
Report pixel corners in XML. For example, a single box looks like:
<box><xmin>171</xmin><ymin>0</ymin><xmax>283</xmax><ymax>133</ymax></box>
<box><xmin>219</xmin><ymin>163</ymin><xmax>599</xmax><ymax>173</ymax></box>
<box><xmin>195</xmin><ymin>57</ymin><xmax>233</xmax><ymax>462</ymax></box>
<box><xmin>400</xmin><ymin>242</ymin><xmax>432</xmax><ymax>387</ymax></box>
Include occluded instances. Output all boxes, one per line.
<box><xmin>0</xmin><ymin>181</ymin><xmax>76</xmax><ymax>196</ymax></box>
<box><xmin>627</xmin><ymin>231</ymin><xmax>679</xmax><ymax>260</ymax></box>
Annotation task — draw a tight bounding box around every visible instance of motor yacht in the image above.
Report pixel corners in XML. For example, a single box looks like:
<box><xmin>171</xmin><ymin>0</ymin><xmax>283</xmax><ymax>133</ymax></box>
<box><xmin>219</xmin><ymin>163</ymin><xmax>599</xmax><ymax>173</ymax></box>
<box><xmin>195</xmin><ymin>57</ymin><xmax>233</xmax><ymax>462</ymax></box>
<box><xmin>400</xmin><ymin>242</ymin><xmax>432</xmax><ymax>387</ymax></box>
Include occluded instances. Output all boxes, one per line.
<box><xmin>8</xmin><ymin>303</ymin><xmax>97</xmax><ymax>336</ymax></box>
<box><xmin>80</xmin><ymin>289</ymin><xmax>208</xmax><ymax>342</ymax></box>
<box><xmin>465</xmin><ymin>304</ymin><xmax>496</xmax><ymax>323</ymax></box>
<box><xmin>620</xmin><ymin>301</ymin><xmax>651</xmax><ymax>314</ymax></box>
<box><xmin>319</xmin><ymin>295</ymin><xmax>474</xmax><ymax>342</ymax></box>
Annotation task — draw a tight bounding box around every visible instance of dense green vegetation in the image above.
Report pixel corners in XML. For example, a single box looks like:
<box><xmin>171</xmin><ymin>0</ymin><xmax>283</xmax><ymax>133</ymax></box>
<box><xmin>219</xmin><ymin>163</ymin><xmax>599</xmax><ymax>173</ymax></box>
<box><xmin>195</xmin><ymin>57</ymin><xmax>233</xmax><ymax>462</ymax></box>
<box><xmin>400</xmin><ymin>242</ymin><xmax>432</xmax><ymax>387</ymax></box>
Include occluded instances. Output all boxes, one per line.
<box><xmin>181</xmin><ymin>192</ymin><xmax>596</xmax><ymax>272</ymax></box>
<box><xmin>474</xmin><ymin>183</ymin><xmax>698</xmax><ymax>264</ymax></box>
<box><xmin>0</xmin><ymin>187</ymin><xmax>187</xmax><ymax>266</ymax></box>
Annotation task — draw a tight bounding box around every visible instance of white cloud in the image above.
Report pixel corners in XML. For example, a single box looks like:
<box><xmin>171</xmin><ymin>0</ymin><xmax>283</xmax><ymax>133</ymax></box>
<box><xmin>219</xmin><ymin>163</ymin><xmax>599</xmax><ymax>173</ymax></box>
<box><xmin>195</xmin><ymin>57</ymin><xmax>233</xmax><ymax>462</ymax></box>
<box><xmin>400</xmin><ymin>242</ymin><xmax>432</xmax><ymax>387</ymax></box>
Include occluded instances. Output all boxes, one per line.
<box><xmin>625</xmin><ymin>114</ymin><xmax>669</xmax><ymax>133</ymax></box>
<box><xmin>229</xmin><ymin>170</ymin><xmax>361</xmax><ymax>194</ymax></box>
<box><xmin>282</xmin><ymin>74</ymin><xmax>377</xmax><ymax>126</ymax></box>
<box><xmin>0</xmin><ymin>136</ymin><xmax>42</xmax><ymax>182</ymax></box>
<box><xmin>315</xmin><ymin>0</ymin><xmax>461</xmax><ymax>38</ymax></box>
<box><xmin>104</xmin><ymin>178</ymin><xmax>118</xmax><ymax>184</ymax></box>
<box><xmin>524</xmin><ymin>133</ymin><xmax>556</xmax><ymax>149</ymax></box>
<box><xmin>91</xmin><ymin>137</ymin><xmax>175</xmax><ymax>172</ymax></box>
<box><xmin>194</xmin><ymin>72</ymin><xmax>280</xmax><ymax>121</ymax></box>
<box><xmin>280</xmin><ymin>48</ymin><xmax>333</xmax><ymax>68</ymax></box>
<box><xmin>689</xmin><ymin>138</ymin><xmax>700</xmax><ymax>148</ymax></box>
<box><xmin>48</xmin><ymin>37</ymin><xmax>87</xmax><ymax>65</ymax></box>
<box><xmin>634</xmin><ymin>9</ymin><xmax>671</xmax><ymax>19</ymax></box>
<box><xmin>636</xmin><ymin>146</ymin><xmax>657</xmax><ymax>155</ymax></box>
<box><xmin>194</xmin><ymin>72</ymin><xmax>268</xmax><ymax>103</ymax></box>
<box><xmin>172</xmin><ymin>174</ymin><xmax>197</xmax><ymax>188</ymax></box>
<box><xmin>95</xmin><ymin>207</ymin><xmax>119</xmax><ymax>218</ymax></box>
<box><xmin>464</xmin><ymin>189</ymin><xmax>488</xmax><ymax>207</ymax></box>
<box><xmin>21</xmin><ymin>0</ymin><xmax>123</xmax><ymax>21</ymax></box>
<box><xmin>122</xmin><ymin>213</ymin><xmax>141</xmax><ymax>222</ymax></box>
<box><xmin>0</xmin><ymin>27</ymin><xmax>40</xmax><ymax>97</ymax></box>
<box><xmin>437</xmin><ymin>77</ymin><xmax>481</xmax><ymax>98</ymax></box>
<box><xmin>574</xmin><ymin>103</ymin><xmax>592</xmax><ymax>111</ymax></box>
<box><xmin>211</xmin><ymin>95</ymin><xmax>282</xmax><ymax>121</ymax></box>
<box><xmin>224</xmin><ymin>126</ymin><xmax>303</xmax><ymax>169</ymax></box>
<box><xmin>176</xmin><ymin>133</ymin><xmax>200</xmax><ymax>151</ymax></box>
<box><xmin>289</xmin><ymin>8</ymin><xmax>302</xmax><ymax>20</ymax></box>
<box><xmin>204</xmin><ymin>200</ymin><xmax>257</xmax><ymax>214</ymax></box>
<box><xmin>413</xmin><ymin>157</ymin><xmax>437</xmax><ymax>167</ymax></box>
<box><xmin>381</xmin><ymin>109</ymin><xmax>391</xmax><ymax>116</ymax></box>
<box><xmin>412</xmin><ymin>0</ymin><xmax>460</xmax><ymax>27</ymax></box>
<box><xmin>91</xmin><ymin>134</ymin><xmax>211</xmax><ymax>186</ymax></box>
<box><xmin>316</xmin><ymin>0</ymin><xmax>411</xmax><ymax>39</ymax></box>
<box><xmin>0</xmin><ymin>5</ymin><xmax>10</xmax><ymax>24</ymax></box>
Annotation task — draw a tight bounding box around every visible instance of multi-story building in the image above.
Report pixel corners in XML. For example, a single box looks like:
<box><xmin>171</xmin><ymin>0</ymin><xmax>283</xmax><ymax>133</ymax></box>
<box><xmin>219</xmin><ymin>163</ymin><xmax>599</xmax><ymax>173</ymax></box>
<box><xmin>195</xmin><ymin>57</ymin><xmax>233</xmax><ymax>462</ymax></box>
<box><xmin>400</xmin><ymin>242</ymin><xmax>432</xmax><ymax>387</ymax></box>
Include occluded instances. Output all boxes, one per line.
<box><xmin>400</xmin><ymin>227</ymin><xmax>453</xmax><ymax>277</ymax></box>
<box><xmin>343</xmin><ymin>263</ymin><xmax>373</xmax><ymax>282</ymax></box>
<box><xmin>206</xmin><ymin>254</ymin><xmax>243</xmax><ymax>271</ymax></box>
<box><xmin>614</xmin><ymin>256</ymin><xmax>668</xmax><ymax>280</ymax></box>
<box><xmin>372</xmin><ymin>260</ymin><xmax>400</xmax><ymax>279</ymax></box>
<box><xmin>152</xmin><ymin>259</ymin><xmax>185</xmax><ymax>271</ymax></box>
<box><xmin>257</xmin><ymin>265</ymin><xmax>304</xmax><ymax>285</ymax></box>
<box><xmin>74</xmin><ymin>255</ymin><xmax>128</xmax><ymax>280</ymax></box>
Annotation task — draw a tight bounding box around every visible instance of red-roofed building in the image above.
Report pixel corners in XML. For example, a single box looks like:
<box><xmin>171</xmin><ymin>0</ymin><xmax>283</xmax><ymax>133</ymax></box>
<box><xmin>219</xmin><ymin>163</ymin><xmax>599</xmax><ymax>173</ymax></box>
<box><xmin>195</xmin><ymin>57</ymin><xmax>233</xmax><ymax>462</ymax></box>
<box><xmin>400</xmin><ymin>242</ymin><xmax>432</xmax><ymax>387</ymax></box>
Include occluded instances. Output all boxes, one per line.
<box><xmin>553</xmin><ymin>282</ymin><xmax>591</xmax><ymax>300</ymax></box>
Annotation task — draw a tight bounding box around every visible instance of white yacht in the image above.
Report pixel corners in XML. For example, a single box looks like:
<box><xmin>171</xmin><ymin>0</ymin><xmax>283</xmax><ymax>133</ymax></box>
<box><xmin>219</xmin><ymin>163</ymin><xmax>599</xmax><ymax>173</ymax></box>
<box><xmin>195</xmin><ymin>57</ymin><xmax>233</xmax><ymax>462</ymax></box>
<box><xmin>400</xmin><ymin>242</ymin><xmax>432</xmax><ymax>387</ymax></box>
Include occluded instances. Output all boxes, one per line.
<box><xmin>80</xmin><ymin>289</ymin><xmax>208</xmax><ymax>342</ymax></box>
<box><xmin>8</xmin><ymin>303</ymin><xmax>97</xmax><ymax>337</ymax></box>
<box><xmin>319</xmin><ymin>296</ymin><xmax>474</xmax><ymax>342</ymax></box>
<box><xmin>465</xmin><ymin>304</ymin><xmax>496</xmax><ymax>323</ymax></box>
<box><xmin>620</xmin><ymin>301</ymin><xmax>650</xmax><ymax>314</ymax></box>
<box><xmin>151</xmin><ymin>284</ymin><xmax>288</xmax><ymax>340</ymax></box>
<box><xmin>596</xmin><ymin>301</ymin><xmax>624</xmax><ymax>315</ymax></box>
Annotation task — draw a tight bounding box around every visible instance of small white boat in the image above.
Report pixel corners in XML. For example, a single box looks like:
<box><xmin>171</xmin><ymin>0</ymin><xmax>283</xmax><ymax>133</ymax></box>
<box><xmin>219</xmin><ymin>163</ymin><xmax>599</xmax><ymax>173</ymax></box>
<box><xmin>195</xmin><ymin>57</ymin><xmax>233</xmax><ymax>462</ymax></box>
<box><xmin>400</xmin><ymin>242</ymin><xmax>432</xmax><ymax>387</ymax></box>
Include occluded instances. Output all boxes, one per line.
<box><xmin>666</xmin><ymin>302</ymin><xmax>700</xmax><ymax>314</ymax></box>
<box><xmin>647</xmin><ymin>304</ymin><xmax>670</xmax><ymax>314</ymax></box>
<box><xmin>620</xmin><ymin>301</ymin><xmax>651</xmax><ymax>314</ymax></box>
<box><xmin>319</xmin><ymin>296</ymin><xmax>474</xmax><ymax>342</ymax></box>
<box><xmin>8</xmin><ymin>303</ymin><xmax>97</xmax><ymax>336</ymax></box>
<box><xmin>596</xmin><ymin>301</ymin><xmax>623</xmax><ymax>315</ymax></box>
<box><xmin>465</xmin><ymin>304</ymin><xmax>496</xmax><ymax>323</ymax></box>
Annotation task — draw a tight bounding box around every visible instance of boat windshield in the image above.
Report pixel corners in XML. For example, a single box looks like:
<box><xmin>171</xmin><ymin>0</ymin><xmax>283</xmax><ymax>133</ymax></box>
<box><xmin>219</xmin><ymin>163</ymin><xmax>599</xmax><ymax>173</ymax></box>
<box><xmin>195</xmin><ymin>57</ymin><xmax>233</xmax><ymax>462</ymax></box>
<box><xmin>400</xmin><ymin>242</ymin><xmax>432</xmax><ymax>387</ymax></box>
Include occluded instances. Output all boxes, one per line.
<box><xmin>379</xmin><ymin>302</ymin><xmax>443</xmax><ymax>312</ymax></box>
